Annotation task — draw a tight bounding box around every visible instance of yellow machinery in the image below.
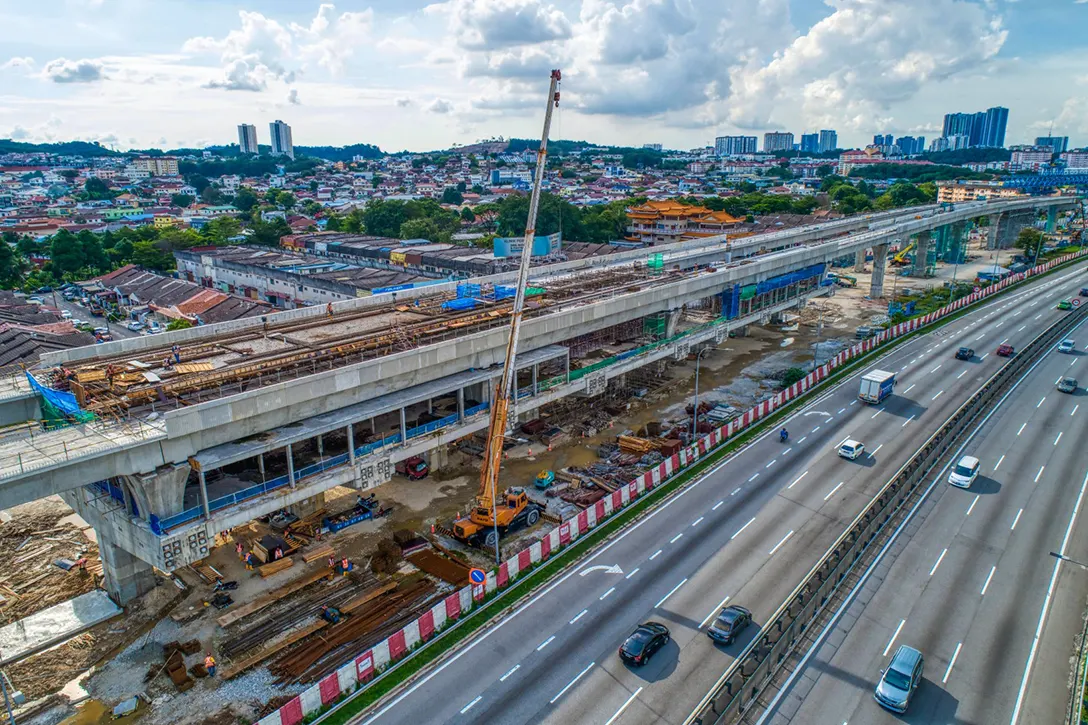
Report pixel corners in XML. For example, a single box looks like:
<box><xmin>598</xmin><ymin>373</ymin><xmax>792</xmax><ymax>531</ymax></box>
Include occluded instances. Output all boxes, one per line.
<box><xmin>452</xmin><ymin>70</ymin><xmax>561</xmax><ymax>555</ymax></box>
<box><xmin>891</xmin><ymin>240</ymin><xmax>916</xmax><ymax>266</ymax></box>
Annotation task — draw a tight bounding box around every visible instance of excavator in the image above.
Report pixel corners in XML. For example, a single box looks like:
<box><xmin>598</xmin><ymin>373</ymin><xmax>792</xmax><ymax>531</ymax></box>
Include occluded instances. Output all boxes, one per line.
<box><xmin>890</xmin><ymin>240</ymin><xmax>916</xmax><ymax>267</ymax></box>
<box><xmin>451</xmin><ymin>70</ymin><xmax>561</xmax><ymax>555</ymax></box>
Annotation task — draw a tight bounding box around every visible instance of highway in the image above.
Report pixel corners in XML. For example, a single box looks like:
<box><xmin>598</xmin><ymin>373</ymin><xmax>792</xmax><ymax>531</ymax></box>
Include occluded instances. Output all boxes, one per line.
<box><xmin>761</xmin><ymin>304</ymin><xmax>1088</xmax><ymax>724</ymax></box>
<box><xmin>353</xmin><ymin>263</ymin><xmax>1088</xmax><ymax>725</ymax></box>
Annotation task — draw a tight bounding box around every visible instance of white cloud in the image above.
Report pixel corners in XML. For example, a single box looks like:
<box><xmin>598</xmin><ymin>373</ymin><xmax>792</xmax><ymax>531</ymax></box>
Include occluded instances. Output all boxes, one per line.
<box><xmin>395</xmin><ymin>96</ymin><xmax>413</xmax><ymax>107</ymax></box>
<box><xmin>428</xmin><ymin>98</ymin><xmax>454</xmax><ymax>113</ymax></box>
<box><xmin>184</xmin><ymin>10</ymin><xmax>294</xmax><ymax>91</ymax></box>
<box><xmin>287</xmin><ymin>88</ymin><xmax>301</xmax><ymax>105</ymax></box>
<box><xmin>437</xmin><ymin>0</ymin><xmax>573</xmax><ymax>50</ymax></box>
<box><xmin>42</xmin><ymin>57</ymin><xmax>106</xmax><ymax>83</ymax></box>
<box><xmin>1</xmin><ymin>57</ymin><xmax>34</xmax><ymax>71</ymax></box>
<box><xmin>8</xmin><ymin>125</ymin><xmax>32</xmax><ymax>140</ymax></box>
<box><xmin>291</xmin><ymin>4</ymin><xmax>374</xmax><ymax>73</ymax></box>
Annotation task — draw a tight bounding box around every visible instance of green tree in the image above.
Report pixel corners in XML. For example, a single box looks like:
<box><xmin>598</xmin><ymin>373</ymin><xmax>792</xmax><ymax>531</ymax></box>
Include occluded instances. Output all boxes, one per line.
<box><xmin>471</xmin><ymin>184</ymin><xmax>485</xmax><ymax>195</ymax></box>
<box><xmin>171</xmin><ymin>193</ymin><xmax>195</xmax><ymax>208</ymax></box>
<box><xmin>130</xmin><ymin>240</ymin><xmax>175</xmax><ymax>271</ymax></box>
<box><xmin>264</xmin><ymin>189</ymin><xmax>280</xmax><ymax>205</ymax></box>
<box><xmin>77</xmin><ymin>230</ymin><xmax>109</xmax><ymax>271</ymax></box>
<box><xmin>202</xmin><ymin>217</ymin><xmax>242</xmax><ymax>244</ymax></box>
<box><xmin>277</xmin><ymin>191</ymin><xmax>297</xmax><ymax>212</ymax></box>
<box><xmin>233</xmin><ymin>187</ymin><xmax>260</xmax><ymax>213</ymax></box>
<box><xmin>325</xmin><ymin>214</ymin><xmax>343</xmax><ymax>231</ymax></box>
<box><xmin>166</xmin><ymin>319</ymin><xmax>194</xmax><ymax>331</ymax></box>
<box><xmin>249</xmin><ymin>217</ymin><xmax>292</xmax><ymax>246</ymax></box>
<box><xmin>200</xmin><ymin>185</ymin><xmax>224</xmax><ymax>205</ymax></box>
<box><xmin>362</xmin><ymin>199</ymin><xmax>414</xmax><ymax>237</ymax></box>
<box><xmin>185</xmin><ymin>174</ymin><xmax>212</xmax><ymax>194</ymax></box>
<box><xmin>83</xmin><ymin>177</ymin><xmax>114</xmax><ymax>200</ymax></box>
<box><xmin>456</xmin><ymin>181</ymin><xmax>467</xmax><ymax>192</ymax></box>
<box><xmin>301</xmin><ymin>199</ymin><xmax>323</xmax><ymax>216</ymax></box>
<box><xmin>400</xmin><ymin>217</ymin><xmax>444</xmax><ymax>242</ymax></box>
<box><xmin>0</xmin><ymin>242</ymin><xmax>27</xmax><ymax>288</ymax></box>
<box><xmin>343</xmin><ymin>208</ymin><xmax>365</xmax><ymax>233</ymax></box>
<box><xmin>441</xmin><ymin>187</ymin><xmax>464</xmax><ymax>205</ymax></box>
<box><xmin>460</xmin><ymin>207</ymin><xmax>476</xmax><ymax>223</ymax></box>
<box><xmin>50</xmin><ymin>230</ymin><xmax>86</xmax><ymax>276</ymax></box>
<box><xmin>1014</xmin><ymin>227</ymin><xmax>1046</xmax><ymax>261</ymax></box>
<box><xmin>621</xmin><ymin>149</ymin><xmax>662</xmax><ymax>169</ymax></box>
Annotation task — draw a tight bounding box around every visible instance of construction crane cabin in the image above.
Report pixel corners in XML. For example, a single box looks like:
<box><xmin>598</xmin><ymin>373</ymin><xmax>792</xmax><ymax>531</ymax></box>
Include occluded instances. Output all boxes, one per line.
<box><xmin>451</xmin><ymin>69</ymin><xmax>561</xmax><ymax>561</ymax></box>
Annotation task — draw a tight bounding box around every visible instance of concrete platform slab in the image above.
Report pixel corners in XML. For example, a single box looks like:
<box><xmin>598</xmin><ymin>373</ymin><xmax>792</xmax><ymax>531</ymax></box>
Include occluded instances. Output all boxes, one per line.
<box><xmin>0</xmin><ymin>590</ymin><xmax>122</xmax><ymax>666</ymax></box>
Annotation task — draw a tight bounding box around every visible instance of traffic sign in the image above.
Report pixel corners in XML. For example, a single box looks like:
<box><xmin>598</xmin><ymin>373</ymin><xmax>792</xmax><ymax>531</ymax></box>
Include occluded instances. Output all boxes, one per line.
<box><xmin>1073</xmin><ymin>298</ymin><xmax>1082</xmax><ymax>308</ymax></box>
<box><xmin>469</xmin><ymin>568</ymin><xmax>486</xmax><ymax>584</ymax></box>
<box><xmin>973</xmin><ymin>286</ymin><xmax>981</xmax><ymax>293</ymax></box>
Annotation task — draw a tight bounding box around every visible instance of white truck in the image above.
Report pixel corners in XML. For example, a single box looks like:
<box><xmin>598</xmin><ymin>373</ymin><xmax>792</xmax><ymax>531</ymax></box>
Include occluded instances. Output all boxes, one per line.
<box><xmin>859</xmin><ymin>370</ymin><xmax>896</xmax><ymax>404</ymax></box>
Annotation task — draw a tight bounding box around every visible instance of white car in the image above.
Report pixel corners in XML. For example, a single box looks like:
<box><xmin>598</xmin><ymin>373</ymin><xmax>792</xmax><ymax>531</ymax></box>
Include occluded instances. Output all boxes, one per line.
<box><xmin>948</xmin><ymin>455</ymin><xmax>980</xmax><ymax>488</ymax></box>
<box><xmin>838</xmin><ymin>439</ymin><xmax>865</xmax><ymax>460</ymax></box>
<box><xmin>126</xmin><ymin>321</ymin><xmax>144</xmax><ymax>331</ymax></box>
<box><xmin>61</xmin><ymin>310</ymin><xmax>72</xmax><ymax>319</ymax></box>
<box><xmin>1059</xmin><ymin>339</ymin><xmax>1076</xmax><ymax>354</ymax></box>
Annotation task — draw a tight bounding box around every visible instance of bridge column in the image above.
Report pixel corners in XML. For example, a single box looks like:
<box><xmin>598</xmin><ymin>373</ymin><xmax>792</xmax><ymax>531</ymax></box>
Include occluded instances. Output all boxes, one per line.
<box><xmin>347</xmin><ymin>424</ymin><xmax>360</xmax><ymax>488</ymax></box>
<box><xmin>870</xmin><ymin>245</ymin><xmax>889</xmax><ymax>299</ymax></box>
<box><xmin>457</xmin><ymin>388</ymin><xmax>465</xmax><ymax>421</ymax></box>
<box><xmin>1046</xmin><ymin>206</ymin><xmax>1058</xmax><ymax>234</ymax></box>
<box><xmin>122</xmin><ymin>463</ymin><xmax>190</xmax><ymax>525</ymax></box>
<box><xmin>853</xmin><ymin>249</ymin><xmax>866</xmax><ymax>273</ymax></box>
<box><xmin>997</xmin><ymin>211</ymin><xmax>1034</xmax><ymax>248</ymax></box>
<box><xmin>99</xmin><ymin>527</ymin><xmax>155</xmax><ymax>606</ymax></box>
<box><xmin>666</xmin><ymin>309</ymin><xmax>682</xmax><ymax>337</ymax></box>
<box><xmin>286</xmin><ymin>443</ymin><xmax>295</xmax><ymax>487</ymax></box>
<box><xmin>986</xmin><ymin>213</ymin><xmax>1004</xmax><ymax>250</ymax></box>
<box><xmin>532</xmin><ymin>364</ymin><xmax>539</xmax><ymax>396</ymax></box>
<box><xmin>400</xmin><ymin>408</ymin><xmax>408</xmax><ymax>439</ymax></box>
<box><xmin>911</xmin><ymin>231</ymin><xmax>932</xmax><ymax>278</ymax></box>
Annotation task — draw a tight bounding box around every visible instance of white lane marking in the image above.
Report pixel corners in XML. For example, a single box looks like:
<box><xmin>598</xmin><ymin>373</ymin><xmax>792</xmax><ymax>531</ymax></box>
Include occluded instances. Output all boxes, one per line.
<box><xmin>460</xmin><ymin>695</ymin><xmax>482</xmax><ymax>714</ymax></box>
<box><xmin>1011</xmin><ymin>460</ymin><xmax>1088</xmax><ymax>724</ymax></box>
<box><xmin>1056</xmin><ymin>377</ymin><xmax>1063</xmax><ymax>385</ymax></box>
<box><xmin>824</xmin><ymin>482</ymin><xmax>845</xmax><ymax>501</ymax></box>
<box><xmin>500</xmin><ymin>664</ymin><xmax>521</xmax><ymax>682</ymax></box>
<box><xmin>932</xmin><ymin>390</ymin><xmax>944</xmax><ymax>401</ymax></box>
<box><xmin>902</xmin><ymin>415</ymin><xmax>915</xmax><ymax>428</ymax></box>
<box><xmin>812</xmin><ymin>426</ymin><xmax>821</xmax><ymax>433</ymax></box>
<box><xmin>769</xmin><ymin>530</ymin><xmax>795</xmax><ymax>556</ymax></box>
<box><xmin>1017</xmin><ymin>423</ymin><xmax>1027</xmax><ymax>436</ymax></box>
<box><xmin>838</xmin><ymin>407</ymin><xmax>846</xmax><ymax>415</ymax></box>
<box><xmin>1018</xmin><ymin>325</ymin><xmax>1027</xmax><ymax>332</ymax></box>
<box><xmin>981</xmin><ymin>566</ymin><xmax>996</xmax><ymax>596</ymax></box>
<box><xmin>766</xmin><ymin>460</ymin><xmax>777</xmax><ymax>469</ymax></box>
<box><xmin>569</xmin><ymin>609</ymin><xmax>588</xmax><ymax>625</ymax></box>
<box><xmin>783</xmin><ymin>447</ymin><xmax>793</xmax><ymax>455</ymax></box>
<box><xmin>550</xmin><ymin>661</ymin><xmax>595</xmax><ymax>704</ymax></box>
<box><xmin>980</xmin><ymin>353</ymin><xmax>989</xmax><ymax>361</ymax></box>
<box><xmin>655</xmin><ymin>578</ymin><xmax>688</xmax><ymax>608</ymax></box>
<box><xmin>901</xmin><ymin>365</ymin><xmax>908</xmax><ymax>372</ymax></box>
<box><xmin>537</xmin><ymin>635</ymin><xmax>555</xmax><ymax>651</ymax></box>
<box><xmin>1035</xmin><ymin>313</ymin><xmax>1044</xmax><ymax>320</ymax></box>
<box><xmin>1000</xmin><ymin>338</ymin><xmax>1008</xmax><ymax>344</ymax></box>
<box><xmin>600</xmin><ymin>587</ymin><xmax>615</xmax><ymax>601</ymax></box>
<box><xmin>712</xmin><ymin>501</ymin><xmax>724</xmax><ymax>511</ymax></box>
<box><xmin>625</xmin><ymin>568</ymin><xmax>640</xmax><ymax>580</ymax></box>
<box><xmin>788</xmin><ymin>471</ymin><xmax>808</xmax><ymax>489</ymax></box>
<box><xmin>1074</xmin><ymin>405</ymin><xmax>1081</xmax><ymax>417</ymax></box>
<box><xmin>700</xmin><ymin>595</ymin><xmax>732</xmax><ymax>628</ymax></box>
<box><xmin>605</xmin><ymin>687</ymin><xmax>643</xmax><ymax>725</ymax></box>
<box><xmin>731</xmin><ymin>517</ymin><xmax>756</xmax><ymax>540</ymax></box>
<box><xmin>731</xmin><ymin>487</ymin><xmax>742</xmax><ymax>496</ymax></box>
<box><xmin>883</xmin><ymin>619</ymin><xmax>906</xmax><ymax>657</ymax></box>
<box><xmin>868</xmin><ymin>444</ymin><xmax>883</xmax><ymax>458</ymax></box>
<box><xmin>1055</xmin><ymin>432</ymin><xmax>1063</xmax><ymax>446</ymax></box>
<box><xmin>905</xmin><ymin>383</ymin><xmax>917</xmax><ymax>393</ymax></box>
<box><xmin>966</xmin><ymin>495</ymin><xmax>979</xmax><ymax>516</ymax></box>
<box><xmin>798</xmin><ymin>436</ymin><xmax>807</xmax><ymax>444</ymax></box>
<box><xmin>1037</xmin><ymin>396</ymin><xmax>1046</xmax><ymax>408</ymax></box>
<box><xmin>930</xmin><ymin>364</ymin><xmax>943</xmax><ymax>373</ymax></box>
<box><xmin>669</xmin><ymin>533</ymin><xmax>683</xmax><ymax>544</ymax></box>
<box><xmin>692</xmin><ymin>517</ymin><xmax>704</xmax><ymax>527</ymax></box>
<box><xmin>835</xmin><ymin>436</ymin><xmax>850</xmax><ymax>449</ymax></box>
<box><xmin>957</xmin><ymin>370</ymin><xmax>968</xmax><ymax>379</ymax></box>
<box><xmin>975</xmin><ymin>333</ymin><xmax>986</xmax><ymax>341</ymax></box>
<box><xmin>850</xmin><ymin>400</ymin><xmax>858</xmax><ymax>406</ymax></box>
<box><xmin>943</xmin><ymin>642</ymin><xmax>963</xmax><ymax>683</ymax></box>
<box><xmin>1012</xmin><ymin>509</ymin><xmax>1024</xmax><ymax>530</ymax></box>
<box><xmin>748</xmin><ymin>473</ymin><xmax>760</xmax><ymax>482</ymax></box>
<box><xmin>929</xmin><ymin>548</ymin><xmax>948</xmax><ymax>576</ymax></box>
<box><xmin>911</xmin><ymin>358</ymin><xmax>918</xmax><ymax>364</ymax></box>
<box><xmin>871</xmin><ymin>409</ymin><xmax>883</xmax><ymax>419</ymax></box>
<box><xmin>649</xmin><ymin>550</ymin><xmax>662</xmax><ymax>561</ymax></box>
<box><xmin>1035</xmin><ymin>466</ymin><xmax>1045</xmax><ymax>483</ymax></box>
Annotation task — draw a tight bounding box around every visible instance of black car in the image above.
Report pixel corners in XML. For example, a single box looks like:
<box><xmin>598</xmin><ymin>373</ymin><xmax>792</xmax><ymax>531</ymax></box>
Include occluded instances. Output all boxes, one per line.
<box><xmin>1058</xmin><ymin>377</ymin><xmax>1078</xmax><ymax>394</ymax></box>
<box><xmin>619</xmin><ymin>622</ymin><xmax>670</xmax><ymax>666</ymax></box>
<box><xmin>707</xmin><ymin>605</ymin><xmax>753</xmax><ymax>644</ymax></box>
<box><xmin>1080</xmin><ymin>288</ymin><xmax>1088</xmax><ymax>297</ymax></box>
<box><xmin>955</xmin><ymin>347</ymin><xmax>974</xmax><ymax>360</ymax></box>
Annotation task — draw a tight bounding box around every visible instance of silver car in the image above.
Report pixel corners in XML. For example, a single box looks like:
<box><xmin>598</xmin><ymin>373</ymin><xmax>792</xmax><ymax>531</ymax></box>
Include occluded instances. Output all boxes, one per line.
<box><xmin>875</xmin><ymin>645</ymin><xmax>923</xmax><ymax>713</ymax></box>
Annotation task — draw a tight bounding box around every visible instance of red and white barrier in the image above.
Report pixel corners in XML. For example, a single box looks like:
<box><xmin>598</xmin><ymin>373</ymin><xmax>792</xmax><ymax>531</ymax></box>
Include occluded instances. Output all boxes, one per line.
<box><xmin>254</xmin><ymin>248</ymin><xmax>1087</xmax><ymax>725</ymax></box>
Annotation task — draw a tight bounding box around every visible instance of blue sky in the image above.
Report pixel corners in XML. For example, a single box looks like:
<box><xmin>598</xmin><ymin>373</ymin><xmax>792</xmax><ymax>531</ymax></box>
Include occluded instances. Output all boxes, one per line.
<box><xmin>1</xmin><ymin>0</ymin><xmax>1085</xmax><ymax>152</ymax></box>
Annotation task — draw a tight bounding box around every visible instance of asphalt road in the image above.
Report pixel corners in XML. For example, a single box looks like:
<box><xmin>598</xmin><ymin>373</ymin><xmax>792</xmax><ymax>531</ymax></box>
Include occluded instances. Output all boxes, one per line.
<box><xmin>355</xmin><ymin>264</ymin><xmax>1088</xmax><ymax>725</ymax></box>
<box><xmin>41</xmin><ymin>294</ymin><xmax>140</xmax><ymax>339</ymax></box>
<box><xmin>762</xmin><ymin>311</ymin><xmax>1088</xmax><ymax>724</ymax></box>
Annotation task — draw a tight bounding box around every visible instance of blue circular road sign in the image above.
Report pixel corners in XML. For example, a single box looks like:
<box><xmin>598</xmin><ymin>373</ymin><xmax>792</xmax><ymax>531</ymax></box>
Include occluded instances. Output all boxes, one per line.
<box><xmin>469</xmin><ymin>568</ymin><xmax>486</xmax><ymax>584</ymax></box>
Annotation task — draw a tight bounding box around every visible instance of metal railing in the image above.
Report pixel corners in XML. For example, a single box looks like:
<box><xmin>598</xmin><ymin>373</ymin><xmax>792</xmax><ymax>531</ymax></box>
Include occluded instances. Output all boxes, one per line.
<box><xmin>688</xmin><ymin>304</ymin><xmax>1088</xmax><ymax>725</ymax></box>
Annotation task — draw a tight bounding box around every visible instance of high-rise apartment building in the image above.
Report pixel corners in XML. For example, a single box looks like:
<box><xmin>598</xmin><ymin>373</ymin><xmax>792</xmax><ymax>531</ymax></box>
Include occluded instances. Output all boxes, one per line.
<box><xmin>714</xmin><ymin>135</ymin><xmax>757</xmax><ymax>156</ymax></box>
<box><xmin>873</xmin><ymin>134</ymin><xmax>895</xmax><ymax>147</ymax></box>
<box><xmin>941</xmin><ymin>107</ymin><xmax>1007</xmax><ymax>148</ymax></box>
<box><xmin>895</xmin><ymin>136</ymin><xmax>925</xmax><ymax>156</ymax></box>
<box><xmin>800</xmin><ymin>133</ymin><xmax>819</xmax><ymax>153</ymax></box>
<box><xmin>763</xmin><ymin>132</ymin><xmax>794</xmax><ymax>153</ymax></box>
<box><xmin>269</xmin><ymin>120</ymin><xmax>294</xmax><ymax>159</ymax></box>
<box><xmin>131</xmin><ymin>156</ymin><xmax>179</xmax><ymax>177</ymax></box>
<box><xmin>642</xmin><ymin>143</ymin><xmax>663</xmax><ymax>151</ymax></box>
<box><xmin>237</xmin><ymin>124</ymin><xmax>259</xmax><ymax>155</ymax></box>
<box><xmin>818</xmin><ymin>130</ymin><xmax>838</xmax><ymax>153</ymax></box>
<box><xmin>1034</xmin><ymin>136</ymin><xmax>1069</xmax><ymax>154</ymax></box>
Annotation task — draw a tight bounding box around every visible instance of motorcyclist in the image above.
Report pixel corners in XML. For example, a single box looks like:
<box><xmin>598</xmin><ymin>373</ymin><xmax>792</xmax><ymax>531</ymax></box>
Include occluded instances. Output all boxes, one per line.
<box><xmin>780</xmin><ymin>428</ymin><xmax>789</xmax><ymax>442</ymax></box>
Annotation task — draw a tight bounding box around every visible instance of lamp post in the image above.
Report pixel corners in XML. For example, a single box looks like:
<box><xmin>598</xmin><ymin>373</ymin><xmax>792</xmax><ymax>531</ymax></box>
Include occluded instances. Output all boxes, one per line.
<box><xmin>810</xmin><ymin>305</ymin><xmax>825</xmax><ymax>371</ymax></box>
<box><xmin>692</xmin><ymin>346</ymin><xmax>724</xmax><ymax>440</ymax></box>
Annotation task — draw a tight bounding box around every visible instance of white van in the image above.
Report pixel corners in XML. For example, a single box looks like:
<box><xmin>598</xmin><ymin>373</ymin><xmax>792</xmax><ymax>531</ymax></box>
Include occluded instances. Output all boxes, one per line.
<box><xmin>948</xmin><ymin>456</ymin><xmax>980</xmax><ymax>488</ymax></box>
<box><xmin>838</xmin><ymin>440</ymin><xmax>866</xmax><ymax>460</ymax></box>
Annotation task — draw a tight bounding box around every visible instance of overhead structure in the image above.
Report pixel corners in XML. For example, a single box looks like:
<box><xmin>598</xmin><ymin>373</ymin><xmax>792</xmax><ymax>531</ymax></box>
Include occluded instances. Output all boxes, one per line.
<box><xmin>452</xmin><ymin>69</ymin><xmax>562</xmax><ymax>557</ymax></box>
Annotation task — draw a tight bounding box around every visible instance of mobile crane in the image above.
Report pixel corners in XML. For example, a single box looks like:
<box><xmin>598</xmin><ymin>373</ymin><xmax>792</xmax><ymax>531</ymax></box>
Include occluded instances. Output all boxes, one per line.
<box><xmin>451</xmin><ymin>70</ymin><xmax>561</xmax><ymax>556</ymax></box>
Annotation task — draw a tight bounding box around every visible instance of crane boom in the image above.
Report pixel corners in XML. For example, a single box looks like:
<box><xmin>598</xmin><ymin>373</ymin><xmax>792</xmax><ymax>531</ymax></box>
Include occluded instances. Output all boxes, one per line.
<box><xmin>478</xmin><ymin>69</ymin><xmax>562</xmax><ymax>506</ymax></box>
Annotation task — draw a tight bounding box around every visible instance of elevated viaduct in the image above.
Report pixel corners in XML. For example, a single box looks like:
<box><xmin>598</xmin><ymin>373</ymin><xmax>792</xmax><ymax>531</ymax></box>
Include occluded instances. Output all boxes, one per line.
<box><xmin>0</xmin><ymin>195</ymin><xmax>1074</xmax><ymax>602</ymax></box>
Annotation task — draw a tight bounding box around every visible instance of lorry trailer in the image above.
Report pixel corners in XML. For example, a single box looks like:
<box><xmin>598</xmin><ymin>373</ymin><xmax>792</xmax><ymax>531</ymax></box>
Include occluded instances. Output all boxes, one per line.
<box><xmin>859</xmin><ymin>370</ymin><xmax>896</xmax><ymax>404</ymax></box>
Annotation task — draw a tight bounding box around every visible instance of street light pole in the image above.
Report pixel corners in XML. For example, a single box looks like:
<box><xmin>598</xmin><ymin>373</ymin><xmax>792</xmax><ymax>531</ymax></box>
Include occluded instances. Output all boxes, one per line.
<box><xmin>810</xmin><ymin>305</ymin><xmax>825</xmax><ymax>371</ymax></box>
<box><xmin>691</xmin><ymin>346</ymin><xmax>721</xmax><ymax>441</ymax></box>
<box><xmin>1050</xmin><ymin>551</ymin><xmax>1088</xmax><ymax>570</ymax></box>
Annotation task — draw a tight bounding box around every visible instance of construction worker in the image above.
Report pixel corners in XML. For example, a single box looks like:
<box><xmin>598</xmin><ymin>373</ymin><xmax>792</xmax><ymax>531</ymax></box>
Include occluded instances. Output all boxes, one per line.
<box><xmin>320</xmin><ymin>604</ymin><xmax>341</xmax><ymax>624</ymax></box>
<box><xmin>341</xmin><ymin>557</ymin><xmax>350</xmax><ymax>576</ymax></box>
<box><xmin>245</xmin><ymin>552</ymin><xmax>255</xmax><ymax>571</ymax></box>
<box><xmin>327</xmin><ymin>555</ymin><xmax>336</xmax><ymax>570</ymax></box>
<box><xmin>74</xmin><ymin>557</ymin><xmax>88</xmax><ymax>577</ymax></box>
<box><xmin>172</xmin><ymin>344</ymin><xmax>181</xmax><ymax>364</ymax></box>
<box><xmin>326</xmin><ymin>302</ymin><xmax>334</xmax><ymax>317</ymax></box>
<box><xmin>235</xmin><ymin>542</ymin><xmax>244</xmax><ymax>561</ymax></box>
<box><xmin>204</xmin><ymin>652</ymin><xmax>217</xmax><ymax>677</ymax></box>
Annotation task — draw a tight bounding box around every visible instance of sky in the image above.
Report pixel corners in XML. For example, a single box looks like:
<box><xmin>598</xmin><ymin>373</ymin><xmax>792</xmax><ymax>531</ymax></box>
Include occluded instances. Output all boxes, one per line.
<box><xmin>1</xmin><ymin>0</ymin><xmax>1086</xmax><ymax>153</ymax></box>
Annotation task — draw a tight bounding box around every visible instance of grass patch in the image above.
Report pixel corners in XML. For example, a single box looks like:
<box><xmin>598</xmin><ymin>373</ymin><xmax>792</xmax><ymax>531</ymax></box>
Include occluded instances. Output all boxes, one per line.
<box><xmin>312</xmin><ymin>252</ymin><xmax>1087</xmax><ymax>725</ymax></box>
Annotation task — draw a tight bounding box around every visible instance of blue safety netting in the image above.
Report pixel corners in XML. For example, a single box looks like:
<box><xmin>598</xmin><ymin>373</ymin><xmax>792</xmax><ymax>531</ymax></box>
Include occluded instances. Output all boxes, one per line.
<box><xmin>26</xmin><ymin>372</ymin><xmax>91</xmax><ymax>422</ymax></box>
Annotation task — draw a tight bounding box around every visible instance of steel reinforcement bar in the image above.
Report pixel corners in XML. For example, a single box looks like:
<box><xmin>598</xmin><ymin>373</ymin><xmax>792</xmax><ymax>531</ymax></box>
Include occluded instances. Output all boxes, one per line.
<box><xmin>687</xmin><ymin>303</ymin><xmax>1088</xmax><ymax>725</ymax></box>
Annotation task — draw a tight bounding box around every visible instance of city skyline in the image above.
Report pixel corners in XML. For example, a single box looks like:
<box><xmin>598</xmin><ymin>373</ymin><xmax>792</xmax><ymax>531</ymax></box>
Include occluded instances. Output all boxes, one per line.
<box><xmin>0</xmin><ymin>1</ymin><xmax>1084</xmax><ymax>153</ymax></box>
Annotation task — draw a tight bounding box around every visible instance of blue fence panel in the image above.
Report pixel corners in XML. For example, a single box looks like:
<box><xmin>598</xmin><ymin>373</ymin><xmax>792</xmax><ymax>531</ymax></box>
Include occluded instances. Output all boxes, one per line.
<box><xmin>465</xmin><ymin>402</ymin><xmax>490</xmax><ymax>417</ymax></box>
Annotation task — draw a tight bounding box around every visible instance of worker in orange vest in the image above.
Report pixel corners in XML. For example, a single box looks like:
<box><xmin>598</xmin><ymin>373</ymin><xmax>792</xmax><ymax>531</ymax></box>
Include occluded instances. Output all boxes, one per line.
<box><xmin>341</xmin><ymin>557</ymin><xmax>350</xmax><ymax>576</ymax></box>
<box><xmin>204</xmin><ymin>652</ymin><xmax>217</xmax><ymax>677</ymax></box>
